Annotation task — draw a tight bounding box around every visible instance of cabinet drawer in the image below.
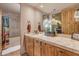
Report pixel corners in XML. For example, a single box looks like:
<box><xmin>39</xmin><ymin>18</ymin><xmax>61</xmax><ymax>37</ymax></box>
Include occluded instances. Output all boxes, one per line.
<box><xmin>24</xmin><ymin>36</ymin><xmax>34</xmax><ymax>56</ymax></box>
<box><xmin>55</xmin><ymin>47</ymin><xmax>79</xmax><ymax>56</ymax></box>
<box><xmin>41</xmin><ymin>42</ymin><xmax>55</xmax><ymax>56</ymax></box>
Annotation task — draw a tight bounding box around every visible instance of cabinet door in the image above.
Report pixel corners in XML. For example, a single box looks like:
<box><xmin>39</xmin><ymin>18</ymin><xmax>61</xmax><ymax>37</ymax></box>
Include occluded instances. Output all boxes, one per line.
<box><xmin>51</xmin><ymin>45</ymin><xmax>56</xmax><ymax>56</ymax></box>
<box><xmin>46</xmin><ymin>44</ymin><xmax>54</xmax><ymax>56</ymax></box>
<box><xmin>41</xmin><ymin>42</ymin><xmax>47</xmax><ymax>56</ymax></box>
<box><xmin>28</xmin><ymin>37</ymin><xmax>34</xmax><ymax>56</ymax></box>
<box><xmin>55</xmin><ymin>47</ymin><xmax>64</xmax><ymax>56</ymax></box>
<box><xmin>24</xmin><ymin>36</ymin><xmax>34</xmax><ymax>56</ymax></box>
<box><xmin>34</xmin><ymin>39</ymin><xmax>41</xmax><ymax>56</ymax></box>
<box><xmin>24</xmin><ymin>36</ymin><xmax>29</xmax><ymax>54</ymax></box>
<box><xmin>41</xmin><ymin>42</ymin><xmax>54</xmax><ymax>56</ymax></box>
<box><xmin>61</xmin><ymin>49</ymin><xmax>79</xmax><ymax>56</ymax></box>
<box><xmin>55</xmin><ymin>47</ymin><xmax>79</xmax><ymax>56</ymax></box>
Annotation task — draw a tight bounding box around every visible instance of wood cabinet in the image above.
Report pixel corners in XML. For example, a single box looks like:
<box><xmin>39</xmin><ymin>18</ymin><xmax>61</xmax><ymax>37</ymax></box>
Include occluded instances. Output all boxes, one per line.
<box><xmin>61</xmin><ymin>7</ymin><xmax>79</xmax><ymax>34</ymax></box>
<box><xmin>41</xmin><ymin>42</ymin><xmax>47</xmax><ymax>56</ymax></box>
<box><xmin>34</xmin><ymin>39</ymin><xmax>41</xmax><ymax>56</ymax></box>
<box><xmin>41</xmin><ymin>42</ymin><xmax>56</xmax><ymax>56</ymax></box>
<box><xmin>24</xmin><ymin>36</ymin><xmax>28</xmax><ymax>54</ymax></box>
<box><xmin>51</xmin><ymin>45</ymin><xmax>57</xmax><ymax>56</ymax></box>
<box><xmin>55</xmin><ymin>47</ymin><xmax>79</xmax><ymax>56</ymax></box>
<box><xmin>41</xmin><ymin>42</ymin><xmax>79</xmax><ymax>56</ymax></box>
<box><xmin>28</xmin><ymin>37</ymin><xmax>34</xmax><ymax>56</ymax></box>
<box><xmin>24</xmin><ymin>36</ymin><xmax>34</xmax><ymax>56</ymax></box>
<box><xmin>24</xmin><ymin>36</ymin><xmax>79</xmax><ymax>56</ymax></box>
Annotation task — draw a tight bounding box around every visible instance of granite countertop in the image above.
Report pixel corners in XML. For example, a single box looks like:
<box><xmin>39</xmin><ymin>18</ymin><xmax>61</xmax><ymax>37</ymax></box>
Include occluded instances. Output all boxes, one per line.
<box><xmin>25</xmin><ymin>33</ymin><xmax>79</xmax><ymax>54</ymax></box>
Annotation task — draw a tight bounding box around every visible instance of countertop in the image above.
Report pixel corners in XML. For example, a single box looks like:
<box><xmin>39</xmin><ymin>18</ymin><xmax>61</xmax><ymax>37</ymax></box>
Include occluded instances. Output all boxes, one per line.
<box><xmin>25</xmin><ymin>33</ymin><xmax>79</xmax><ymax>54</ymax></box>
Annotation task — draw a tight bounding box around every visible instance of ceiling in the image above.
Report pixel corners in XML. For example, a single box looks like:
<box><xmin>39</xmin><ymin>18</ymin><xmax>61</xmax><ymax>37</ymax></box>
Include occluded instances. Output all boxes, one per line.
<box><xmin>27</xmin><ymin>3</ymin><xmax>78</xmax><ymax>14</ymax></box>
<box><xmin>0</xmin><ymin>3</ymin><xmax>78</xmax><ymax>14</ymax></box>
<box><xmin>0</xmin><ymin>3</ymin><xmax>20</xmax><ymax>13</ymax></box>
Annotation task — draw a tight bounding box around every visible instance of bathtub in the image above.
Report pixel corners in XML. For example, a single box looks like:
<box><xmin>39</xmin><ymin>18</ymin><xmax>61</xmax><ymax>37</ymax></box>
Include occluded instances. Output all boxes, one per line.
<box><xmin>2</xmin><ymin>36</ymin><xmax>20</xmax><ymax>55</ymax></box>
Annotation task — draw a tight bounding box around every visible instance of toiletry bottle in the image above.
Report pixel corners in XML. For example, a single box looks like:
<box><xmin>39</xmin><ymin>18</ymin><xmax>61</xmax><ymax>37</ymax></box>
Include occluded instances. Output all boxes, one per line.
<box><xmin>38</xmin><ymin>22</ymin><xmax>41</xmax><ymax>32</ymax></box>
<box><xmin>27</xmin><ymin>21</ymin><xmax>31</xmax><ymax>33</ymax></box>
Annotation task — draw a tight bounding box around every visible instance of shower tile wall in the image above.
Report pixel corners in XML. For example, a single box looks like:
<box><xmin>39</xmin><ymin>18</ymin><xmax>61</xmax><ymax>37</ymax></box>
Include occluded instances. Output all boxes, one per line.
<box><xmin>2</xmin><ymin>11</ymin><xmax>20</xmax><ymax>37</ymax></box>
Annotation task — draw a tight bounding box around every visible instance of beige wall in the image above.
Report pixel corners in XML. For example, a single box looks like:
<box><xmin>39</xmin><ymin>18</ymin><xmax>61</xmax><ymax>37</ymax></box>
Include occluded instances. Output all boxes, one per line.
<box><xmin>20</xmin><ymin>4</ymin><xmax>43</xmax><ymax>54</ymax></box>
<box><xmin>2</xmin><ymin>11</ymin><xmax>20</xmax><ymax>37</ymax></box>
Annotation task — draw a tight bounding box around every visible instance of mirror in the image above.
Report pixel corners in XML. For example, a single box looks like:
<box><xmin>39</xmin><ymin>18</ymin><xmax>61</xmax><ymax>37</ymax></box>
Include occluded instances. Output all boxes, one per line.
<box><xmin>52</xmin><ymin>13</ymin><xmax>62</xmax><ymax>33</ymax></box>
<box><xmin>43</xmin><ymin>13</ymin><xmax>62</xmax><ymax>36</ymax></box>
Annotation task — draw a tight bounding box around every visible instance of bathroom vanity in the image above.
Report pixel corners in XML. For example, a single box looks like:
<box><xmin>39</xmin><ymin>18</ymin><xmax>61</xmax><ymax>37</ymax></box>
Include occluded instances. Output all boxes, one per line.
<box><xmin>24</xmin><ymin>33</ymin><xmax>79</xmax><ymax>56</ymax></box>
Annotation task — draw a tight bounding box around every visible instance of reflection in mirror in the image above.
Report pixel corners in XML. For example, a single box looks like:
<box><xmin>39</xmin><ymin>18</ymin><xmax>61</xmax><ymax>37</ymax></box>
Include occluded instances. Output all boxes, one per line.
<box><xmin>52</xmin><ymin>13</ymin><xmax>62</xmax><ymax>33</ymax></box>
<box><xmin>43</xmin><ymin>13</ymin><xmax>62</xmax><ymax>36</ymax></box>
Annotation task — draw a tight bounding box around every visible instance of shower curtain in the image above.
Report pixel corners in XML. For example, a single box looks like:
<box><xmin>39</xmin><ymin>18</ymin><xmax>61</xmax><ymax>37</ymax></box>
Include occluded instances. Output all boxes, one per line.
<box><xmin>2</xmin><ymin>16</ymin><xmax>9</xmax><ymax>50</ymax></box>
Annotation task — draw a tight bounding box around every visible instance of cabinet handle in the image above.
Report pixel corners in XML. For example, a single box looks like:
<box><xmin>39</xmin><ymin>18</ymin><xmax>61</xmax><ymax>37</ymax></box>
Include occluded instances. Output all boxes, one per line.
<box><xmin>45</xmin><ymin>43</ymin><xmax>46</xmax><ymax>45</ymax></box>
<box><xmin>59</xmin><ymin>51</ymin><xmax>64</xmax><ymax>53</ymax></box>
<box><xmin>36</xmin><ymin>40</ymin><xmax>38</xmax><ymax>43</ymax></box>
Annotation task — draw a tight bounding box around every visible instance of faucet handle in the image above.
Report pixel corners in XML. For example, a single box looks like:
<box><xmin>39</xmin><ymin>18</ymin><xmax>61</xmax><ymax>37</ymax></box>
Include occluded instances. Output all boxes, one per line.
<box><xmin>71</xmin><ymin>33</ymin><xmax>74</xmax><ymax>39</ymax></box>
